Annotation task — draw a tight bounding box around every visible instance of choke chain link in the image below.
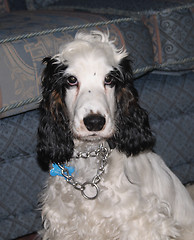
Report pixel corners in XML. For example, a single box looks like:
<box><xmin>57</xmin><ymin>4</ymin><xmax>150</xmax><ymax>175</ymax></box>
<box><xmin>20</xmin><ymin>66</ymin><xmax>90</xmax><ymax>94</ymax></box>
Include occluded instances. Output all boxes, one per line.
<box><xmin>58</xmin><ymin>144</ymin><xmax>111</xmax><ymax>200</ymax></box>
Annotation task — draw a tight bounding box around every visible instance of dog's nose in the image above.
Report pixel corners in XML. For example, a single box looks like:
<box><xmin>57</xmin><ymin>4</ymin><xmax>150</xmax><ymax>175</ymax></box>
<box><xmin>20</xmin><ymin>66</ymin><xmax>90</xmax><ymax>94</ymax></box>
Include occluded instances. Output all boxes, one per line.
<box><xmin>83</xmin><ymin>114</ymin><xmax>106</xmax><ymax>131</ymax></box>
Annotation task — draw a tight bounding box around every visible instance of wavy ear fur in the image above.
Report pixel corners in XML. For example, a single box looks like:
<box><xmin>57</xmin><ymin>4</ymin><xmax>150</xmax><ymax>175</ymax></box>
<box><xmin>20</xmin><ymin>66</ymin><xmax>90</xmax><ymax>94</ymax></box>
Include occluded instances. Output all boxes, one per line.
<box><xmin>37</xmin><ymin>57</ymin><xmax>74</xmax><ymax>171</ymax></box>
<box><xmin>111</xmin><ymin>57</ymin><xmax>155</xmax><ymax>156</ymax></box>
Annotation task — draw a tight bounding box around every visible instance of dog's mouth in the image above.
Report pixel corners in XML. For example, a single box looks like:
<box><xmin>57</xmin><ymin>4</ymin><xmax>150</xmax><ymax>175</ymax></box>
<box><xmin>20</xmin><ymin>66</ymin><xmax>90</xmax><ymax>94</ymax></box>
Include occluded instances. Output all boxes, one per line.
<box><xmin>73</xmin><ymin>128</ymin><xmax>115</xmax><ymax>142</ymax></box>
<box><xmin>74</xmin><ymin>133</ymin><xmax>109</xmax><ymax>142</ymax></box>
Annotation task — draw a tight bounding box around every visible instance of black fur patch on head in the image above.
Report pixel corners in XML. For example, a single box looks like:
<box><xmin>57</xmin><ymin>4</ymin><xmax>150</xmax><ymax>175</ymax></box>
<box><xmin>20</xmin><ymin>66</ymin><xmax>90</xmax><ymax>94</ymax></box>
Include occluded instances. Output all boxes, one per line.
<box><xmin>37</xmin><ymin>57</ymin><xmax>74</xmax><ymax>171</ymax></box>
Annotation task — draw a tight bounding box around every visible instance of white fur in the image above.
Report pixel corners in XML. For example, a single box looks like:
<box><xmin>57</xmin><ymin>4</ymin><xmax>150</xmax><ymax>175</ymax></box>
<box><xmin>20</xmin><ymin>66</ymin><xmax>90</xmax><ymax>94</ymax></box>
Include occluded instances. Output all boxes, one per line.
<box><xmin>40</xmin><ymin>31</ymin><xmax>194</xmax><ymax>239</ymax></box>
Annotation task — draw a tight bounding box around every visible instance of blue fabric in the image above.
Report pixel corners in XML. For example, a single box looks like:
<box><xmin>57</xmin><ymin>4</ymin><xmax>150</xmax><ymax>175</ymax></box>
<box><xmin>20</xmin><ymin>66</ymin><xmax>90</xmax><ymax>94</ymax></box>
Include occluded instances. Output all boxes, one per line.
<box><xmin>0</xmin><ymin>11</ymin><xmax>125</xmax><ymax>118</ymax></box>
<box><xmin>0</xmin><ymin>110</ymin><xmax>48</xmax><ymax>239</ymax></box>
<box><xmin>134</xmin><ymin>72</ymin><xmax>194</xmax><ymax>184</ymax></box>
<box><xmin>0</xmin><ymin>153</ymin><xmax>48</xmax><ymax>239</ymax></box>
<box><xmin>1</xmin><ymin>3</ymin><xmax>193</xmax><ymax>118</ymax></box>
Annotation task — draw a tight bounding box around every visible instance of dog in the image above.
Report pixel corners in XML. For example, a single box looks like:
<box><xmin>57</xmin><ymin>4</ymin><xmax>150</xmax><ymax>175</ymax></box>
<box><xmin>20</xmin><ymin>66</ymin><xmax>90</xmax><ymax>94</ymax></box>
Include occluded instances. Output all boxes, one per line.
<box><xmin>37</xmin><ymin>31</ymin><xmax>194</xmax><ymax>240</ymax></box>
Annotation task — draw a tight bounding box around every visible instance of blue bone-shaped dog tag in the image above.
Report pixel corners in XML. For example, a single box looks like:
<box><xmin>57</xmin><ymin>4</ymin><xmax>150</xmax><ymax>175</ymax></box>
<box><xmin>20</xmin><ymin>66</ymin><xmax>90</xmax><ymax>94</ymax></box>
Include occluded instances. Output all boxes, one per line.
<box><xmin>50</xmin><ymin>163</ymin><xmax>75</xmax><ymax>180</ymax></box>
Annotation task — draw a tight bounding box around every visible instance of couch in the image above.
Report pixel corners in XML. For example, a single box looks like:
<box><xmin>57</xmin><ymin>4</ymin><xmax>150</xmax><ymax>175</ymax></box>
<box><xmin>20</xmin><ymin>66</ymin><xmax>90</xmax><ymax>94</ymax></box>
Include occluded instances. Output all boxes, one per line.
<box><xmin>0</xmin><ymin>0</ymin><xmax>194</xmax><ymax>239</ymax></box>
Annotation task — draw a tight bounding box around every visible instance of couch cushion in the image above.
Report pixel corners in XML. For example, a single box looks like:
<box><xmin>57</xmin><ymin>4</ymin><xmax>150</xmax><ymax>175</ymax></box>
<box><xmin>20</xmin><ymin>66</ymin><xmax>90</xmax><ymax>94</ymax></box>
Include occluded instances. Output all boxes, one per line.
<box><xmin>25</xmin><ymin>0</ymin><xmax>194</xmax><ymax>74</ymax></box>
<box><xmin>143</xmin><ymin>7</ymin><xmax>194</xmax><ymax>72</ymax></box>
<box><xmin>135</xmin><ymin>72</ymin><xmax>194</xmax><ymax>184</ymax></box>
<box><xmin>0</xmin><ymin>3</ymin><xmax>193</xmax><ymax>118</ymax></box>
<box><xmin>0</xmin><ymin>109</ymin><xmax>39</xmax><ymax>160</ymax></box>
<box><xmin>0</xmin><ymin>109</ymin><xmax>46</xmax><ymax>239</ymax></box>
<box><xmin>0</xmin><ymin>11</ymin><xmax>128</xmax><ymax>118</ymax></box>
<box><xmin>0</xmin><ymin>153</ymin><xmax>48</xmax><ymax>239</ymax></box>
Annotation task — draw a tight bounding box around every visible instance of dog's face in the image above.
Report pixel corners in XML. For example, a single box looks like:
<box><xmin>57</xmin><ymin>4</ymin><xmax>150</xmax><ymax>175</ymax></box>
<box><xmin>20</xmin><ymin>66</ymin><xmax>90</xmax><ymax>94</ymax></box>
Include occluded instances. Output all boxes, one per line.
<box><xmin>63</xmin><ymin>50</ymin><xmax>117</xmax><ymax>141</ymax></box>
<box><xmin>37</xmin><ymin>31</ymin><xmax>155</xmax><ymax>169</ymax></box>
<box><xmin>49</xmin><ymin>32</ymin><xmax>128</xmax><ymax>141</ymax></box>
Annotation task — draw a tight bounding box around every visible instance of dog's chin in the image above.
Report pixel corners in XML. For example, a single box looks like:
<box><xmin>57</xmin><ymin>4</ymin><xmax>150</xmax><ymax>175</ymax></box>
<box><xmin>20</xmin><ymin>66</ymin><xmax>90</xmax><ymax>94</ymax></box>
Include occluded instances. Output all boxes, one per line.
<box><xmin>73</xmin><ymin>132</ymin><xmax>113</xmax><ymax>142</ymax></box>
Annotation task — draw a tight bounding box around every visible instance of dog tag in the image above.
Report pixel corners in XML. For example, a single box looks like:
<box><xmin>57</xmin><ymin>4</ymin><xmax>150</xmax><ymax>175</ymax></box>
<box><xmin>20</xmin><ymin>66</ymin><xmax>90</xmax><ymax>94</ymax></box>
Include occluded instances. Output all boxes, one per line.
<box><xmin>50</xmin><ymin>163</ymin><xmax>75</xmax><ymax>179</ymax></box>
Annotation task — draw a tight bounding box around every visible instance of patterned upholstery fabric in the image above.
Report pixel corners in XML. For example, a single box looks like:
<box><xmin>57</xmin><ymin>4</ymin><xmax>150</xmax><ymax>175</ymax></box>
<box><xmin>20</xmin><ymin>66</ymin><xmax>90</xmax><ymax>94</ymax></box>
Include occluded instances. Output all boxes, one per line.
<box><xmin>135</xmin><ymin>73</ymin><xmax>194</xmax><ymax>184</ymax></box>
<box><xmin>0</xmin><ymin>154</ymin><xmax>47</xmax><ymax>239</ymax></box>
<box><xmin>143</xmin><ymin>8</ymin><xmax>194</xmax><ymax>71</ymax></box>
<box><xmin>0</xmin><ymin>110</ymin><xmax>48</xmax><ymax>239</ymax></box>
<box><xmin>0</xmin><ymin>11</ymin><xmax>124</xmax><ymax>118</ymax></box>
<box><xmin>0</xmin><ymin>2</ymin><xmax>194</xmax><ymax>118</ymax></box>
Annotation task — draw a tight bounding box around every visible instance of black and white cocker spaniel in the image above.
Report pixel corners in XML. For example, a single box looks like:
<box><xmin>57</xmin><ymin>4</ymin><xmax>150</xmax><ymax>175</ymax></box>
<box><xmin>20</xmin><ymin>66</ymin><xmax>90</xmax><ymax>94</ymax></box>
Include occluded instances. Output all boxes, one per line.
<box><xmin>37</xmin><ymin>31</ymin><xmax>194</xmax><ymax>240</ymax></box>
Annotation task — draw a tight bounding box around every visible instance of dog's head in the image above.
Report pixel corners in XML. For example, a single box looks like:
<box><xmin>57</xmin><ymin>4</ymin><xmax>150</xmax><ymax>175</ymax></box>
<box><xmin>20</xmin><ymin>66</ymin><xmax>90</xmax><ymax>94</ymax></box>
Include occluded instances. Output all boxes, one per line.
<box><xmin>37</xmin><ymin>31</ymin><xmax>155</xmax><ymax>170</ymax></box>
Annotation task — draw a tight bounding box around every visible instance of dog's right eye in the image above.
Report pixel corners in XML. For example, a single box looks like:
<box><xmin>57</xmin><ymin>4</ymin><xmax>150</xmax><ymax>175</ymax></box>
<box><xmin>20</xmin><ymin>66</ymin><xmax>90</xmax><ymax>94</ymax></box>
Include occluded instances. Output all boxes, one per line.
<box><xmin>67</xmin><ymin>76</ymin><xmax>78</xmax><ymax>86</ymax></box>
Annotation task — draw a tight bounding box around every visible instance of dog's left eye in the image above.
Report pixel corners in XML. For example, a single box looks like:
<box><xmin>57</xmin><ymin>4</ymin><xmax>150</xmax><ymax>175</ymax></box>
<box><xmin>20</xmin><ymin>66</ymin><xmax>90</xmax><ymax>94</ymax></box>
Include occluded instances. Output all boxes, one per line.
<box><xmin>104</xmin><ymin>75</ymin><xmax>114</xmax><ymax>86</ymax></box>
<box><xmin>67</xmin><ymin>76</ymin><xmax>78</xmax><ymax>86</ymax></box>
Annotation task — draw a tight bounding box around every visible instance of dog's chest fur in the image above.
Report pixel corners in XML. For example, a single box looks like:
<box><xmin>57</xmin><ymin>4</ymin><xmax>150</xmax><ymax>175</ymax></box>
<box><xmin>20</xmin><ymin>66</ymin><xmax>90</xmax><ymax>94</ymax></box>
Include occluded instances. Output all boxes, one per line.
<box><xmin>41</xmin><ymin>150</ymin><xmax>181</xmax><ymax>240</ymax></box>
<box><xmin>42</xmin><ymin>150</ymin><xmax>138</xmax><ymax>239</ymax></box>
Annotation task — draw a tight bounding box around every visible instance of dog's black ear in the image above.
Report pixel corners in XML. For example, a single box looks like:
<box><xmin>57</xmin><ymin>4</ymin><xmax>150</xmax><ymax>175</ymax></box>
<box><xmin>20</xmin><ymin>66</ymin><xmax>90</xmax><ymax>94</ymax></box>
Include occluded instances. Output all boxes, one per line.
<box><xmin>111</xmin><ymin>57</ymin><xmax>155</xmax><ymax>156</ymax></box>
<box><xmin>37</xmin><ymin>57</ymin><xmax>74</xmax><ymax>171</ymax></box>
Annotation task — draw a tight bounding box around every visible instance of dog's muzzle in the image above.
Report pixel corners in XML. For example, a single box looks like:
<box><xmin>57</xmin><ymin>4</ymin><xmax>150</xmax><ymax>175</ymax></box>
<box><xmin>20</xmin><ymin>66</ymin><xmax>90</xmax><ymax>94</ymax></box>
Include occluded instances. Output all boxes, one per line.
<box><xmin>83</xmin><ymin>114</ymin><xmax>106</xmax><ymax>131</ymax></box>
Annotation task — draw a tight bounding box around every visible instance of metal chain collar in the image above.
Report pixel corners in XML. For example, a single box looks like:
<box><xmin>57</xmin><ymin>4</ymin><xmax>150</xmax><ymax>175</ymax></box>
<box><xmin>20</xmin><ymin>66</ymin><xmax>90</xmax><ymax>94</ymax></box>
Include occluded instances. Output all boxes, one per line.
<box><xmin>58</xmin><ymin>144</ymin><xmax>112</xmax><ymax>200</ymax></box>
